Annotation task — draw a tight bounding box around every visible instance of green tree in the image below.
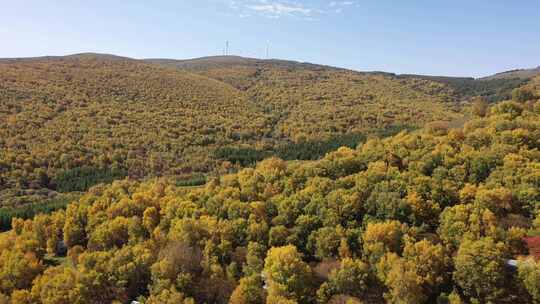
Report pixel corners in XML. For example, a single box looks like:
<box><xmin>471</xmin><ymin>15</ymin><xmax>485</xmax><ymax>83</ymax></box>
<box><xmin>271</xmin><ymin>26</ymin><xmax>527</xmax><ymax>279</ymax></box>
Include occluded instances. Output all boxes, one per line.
<box><xmin>243</xmin><ymin>242</ymin><xmax>266</xmax><ymax>276</ymax></box>
<box><xmin>512</xmin><ymin>87</ymin><xmax>535</xmax><ymax>103</ymax></box>
<box><xmin>377</xmin><ymin>253</ymin><xmax>426</xmax><ymax>304</ymax></box>
<box><xmin>63</xmin><ymin>204</ymin><xmax>88</xmax><ymax>248</ymax></box>
<box><xmin>316</xmin><ymin>258</ymin><xmax>369</xmax><ymax>303</ymax></box>
<box><xmin>310</xmin><ymin>226</ymin><xmax>342</xmax><ymax>260</ymax></box>
<box><xmin>402</xmin><ymin>239</ymin><xmax>449</xmax><ymax>298</ymax></box>
<box><xmin>263</xmin><ymin>245</ymin><xmax>313</xmax><ymax>303</ymax></box>
<box><xmin>517</xmin><ymin>258</ymin><xmax>540</xmax><ymax>303</ymax></box>
<box><xmin>438</xmin><ymin>204</ymin><xmax>498</xmax><ymax>248</ymax></box>
<box><xmin>453</xmin><ymin>238</ymin><xmax>508</xmax><ymax>302</ymax></box>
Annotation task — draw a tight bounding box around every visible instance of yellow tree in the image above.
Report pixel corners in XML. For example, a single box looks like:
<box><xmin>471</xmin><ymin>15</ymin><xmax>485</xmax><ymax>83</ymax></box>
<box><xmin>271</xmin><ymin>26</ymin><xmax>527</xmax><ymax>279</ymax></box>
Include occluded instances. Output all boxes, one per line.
<box><xmin>146</xmin><ymin>287</ymin><xmax>195</xmax><ymax>304</ymax></box>
<box><xmin>517</xmin><ymin>258</ymin><xmax>540</xmax><ymax>303</ymax></box>
<box><xmin>453</xmin><ymin>238</ymin><xmax>508</xmax><ymax>302</ymax></box>
<box><xmin>402</xmin><ymin>239</ymin><xmax>449</xmax><ymax>295</ymax></box>
<box><xmin>229</xmin><ymin>275</ymin><xmax>266</xmax><ymax>304</ymax></box>
<box><xmin>264</xmin><ymin>245</ymin><xmax>313</xmax><ymax>303</ymax></box>
<box><xmin>376</xmin><ymin>253</ymin><xmax>425</xmax><ymax>304</ymax></box>
<box><xmin>362</xmin><ymin>220</ymin><xmax>406</xmax><ymax>264</ymax></box>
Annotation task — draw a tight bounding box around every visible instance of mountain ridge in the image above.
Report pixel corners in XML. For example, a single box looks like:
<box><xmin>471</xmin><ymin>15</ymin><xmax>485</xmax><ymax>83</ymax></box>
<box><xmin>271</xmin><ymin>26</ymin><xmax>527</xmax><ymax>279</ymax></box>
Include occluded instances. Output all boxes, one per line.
<box><xmin>0</xmin><ymin>52</ymin><xmax>464</xmax><ymax>213</ymax></box>
<box><xmin>0</xmin><ymin>52</ymin><xmax>537</xmax><ymax>216</ymax></box>
<box><xmin>480</xmin><ymin>66</ymin><xmax>540</xmax><ymax>80</ymax></box>
<box><xmin>2</xmin><ymin>52</ymin><xmax>538</xmax><ymax>81</ymax></box>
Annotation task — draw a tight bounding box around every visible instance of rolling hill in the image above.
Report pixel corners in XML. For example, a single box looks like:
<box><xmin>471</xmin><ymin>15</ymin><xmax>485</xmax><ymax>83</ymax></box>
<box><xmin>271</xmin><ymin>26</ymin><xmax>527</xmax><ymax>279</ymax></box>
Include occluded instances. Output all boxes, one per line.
<box><xmin>396</xmin><ymin>66</ymin><xmax>540</xmax><ymax>103</ymax></box>
<box><xmin>0</xmin><ymin>53</ymin><xmax>476</xmax><ymax>219</ymax></box>
<box><xmin>148</xmin><ymin>56</ymin><xmax>463</xmax><ymax>139</ymax></box>
<box><xmin>481</xmin><ymin>66</ymin><xmax>540</xmax><ymax>80</ymax></box>
<box><xmin>0</xmin><ymin>88</ymin><xmax>538</xmax><ymax>303</ymax></box>
<box><xmin>145</xmin><ymin>56</ymin><xmax>347</xmax><ymax>91</ymax></box>
<box><xmin>154</xmin><ymin>56</ymin><xmax>538</xmax><ymax>105</ymax></box>
<box><xmin>398</xmin><ymin>74</ymin><xmax>529</xmax><ymax>103</ymax></box>
<box><xmin>0</xmin><ymin>54</ymin><xmax>269</xmax><ymax>208</ymax></box>
<box><xmin>0</xmin><ymin>53</ymin><xmax>539</xmax><ymax>303</ymax></box>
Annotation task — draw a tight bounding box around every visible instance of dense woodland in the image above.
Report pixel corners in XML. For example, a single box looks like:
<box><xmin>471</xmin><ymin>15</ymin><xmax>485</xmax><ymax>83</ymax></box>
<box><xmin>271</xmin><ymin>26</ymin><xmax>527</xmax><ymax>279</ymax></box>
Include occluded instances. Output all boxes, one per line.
<box><xmin>157</xmin><ymin>56</ymin><xmax>534</xmax><ymax>104</ymax></box>
<box><xmin>0</xmin><ymin>54</ymin><xmax>463</xmax><ymax>215</ymax></box>
<box><xmin>0</xmin><ymin>74</ymin><xmax>538</xmax><ymax>303</ymax></box>
<box><xmin>398</xmin><ymin>75</ymin><xmax>529</xmax><ymax>103</ymax></box>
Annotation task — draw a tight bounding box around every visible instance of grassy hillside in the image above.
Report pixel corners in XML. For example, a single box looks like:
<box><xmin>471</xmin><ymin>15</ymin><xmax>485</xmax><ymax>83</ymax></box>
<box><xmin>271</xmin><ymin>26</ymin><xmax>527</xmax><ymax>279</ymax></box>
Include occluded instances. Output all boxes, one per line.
<box><xmin>0</xmin><ymin>95</ymin><xmax>538</xmax><ymax>303</ymax></box>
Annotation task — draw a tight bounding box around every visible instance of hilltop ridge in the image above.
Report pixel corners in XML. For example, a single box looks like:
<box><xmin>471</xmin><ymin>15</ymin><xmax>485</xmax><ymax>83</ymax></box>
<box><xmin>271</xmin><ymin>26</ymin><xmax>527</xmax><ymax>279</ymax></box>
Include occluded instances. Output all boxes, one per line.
<box><xmin>149</xmin><ymin>55</ymin><xmax>536</xmax><ymax>102</ymax></box>
<box><xmin>0</xmin><ymin>52</ymin><xmax>133</xmax><ymax>63</ymax></box>
<box><xmin>480</xmin><ymin>66</ymin><xmax>540</xmax><ymax>80</ymax></box>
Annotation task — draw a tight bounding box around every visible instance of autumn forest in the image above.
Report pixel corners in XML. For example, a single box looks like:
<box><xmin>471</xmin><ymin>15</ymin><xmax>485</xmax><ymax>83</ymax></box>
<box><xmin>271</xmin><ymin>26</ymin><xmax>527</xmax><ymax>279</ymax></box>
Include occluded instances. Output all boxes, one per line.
<box><xmin>0</xmin><ymin>53</ymin><xmax>539</xmax><ymax>304</ymax></box>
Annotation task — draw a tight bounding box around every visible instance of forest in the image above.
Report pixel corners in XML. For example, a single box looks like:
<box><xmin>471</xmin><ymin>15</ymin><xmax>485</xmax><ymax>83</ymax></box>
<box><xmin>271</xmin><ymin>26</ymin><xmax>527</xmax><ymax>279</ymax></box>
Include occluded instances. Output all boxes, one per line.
<box><xmin>0</xmin><ymin>54</ymin><xmax>464</xmax><ymax>219</ymax></box>
<box><xmin>0</xmin><ymin>72</ymin><xmax>538</xmax><ymax>303</ymax></box>
<box><xmin>397</xmin><ymin>75</ymin><xmax>528</xmax><ymax>103</ymax></box>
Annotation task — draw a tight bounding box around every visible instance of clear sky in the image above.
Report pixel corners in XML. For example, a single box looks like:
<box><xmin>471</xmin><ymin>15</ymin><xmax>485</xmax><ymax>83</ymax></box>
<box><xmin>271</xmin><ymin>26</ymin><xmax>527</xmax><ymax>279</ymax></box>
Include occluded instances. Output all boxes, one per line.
<box><xmin>1</xmin><ymin>0</ymin><xmax>539</xmax><ymax>77</ymax></box>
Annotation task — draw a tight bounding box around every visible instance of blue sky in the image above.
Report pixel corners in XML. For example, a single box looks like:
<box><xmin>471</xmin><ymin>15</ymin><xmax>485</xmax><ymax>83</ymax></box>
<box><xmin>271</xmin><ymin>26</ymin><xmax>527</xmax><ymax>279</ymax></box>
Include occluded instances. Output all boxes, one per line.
<box><xmin>1</xmin><ymin>0</ymin><xmax>539</xmax><ymax>77</ymax></box>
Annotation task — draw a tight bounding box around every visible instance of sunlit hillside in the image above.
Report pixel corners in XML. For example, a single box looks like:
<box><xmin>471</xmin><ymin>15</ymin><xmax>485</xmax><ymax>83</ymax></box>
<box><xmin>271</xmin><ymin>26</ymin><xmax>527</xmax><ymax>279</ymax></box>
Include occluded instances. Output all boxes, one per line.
<box><xmin>1</xmin><ymin>0</ymin><xmax>539</xmax><ymax>303</ymax></box>
<box><xmin>0</xmin><ymin>54</ymin><xmax>269</xmax><ymax>209</ymax></box>
<box><xmin>0</xmin><ymin>54</ymin><xmax>467</xmax><ymax>217</ymax></box>
<box><xmin>0</xmin><ymin>90</ymin><xmax>538</xmax><ymax>303</ymax></box>
<box><xmin>481</xmin><ymin>66</ymin><xmax>540</xmax><ymax>80</ymax></box>
<box><xmin>150</xmin><ymin>56</ymin><xmax>463</xmax><ymax>140</ymax></box>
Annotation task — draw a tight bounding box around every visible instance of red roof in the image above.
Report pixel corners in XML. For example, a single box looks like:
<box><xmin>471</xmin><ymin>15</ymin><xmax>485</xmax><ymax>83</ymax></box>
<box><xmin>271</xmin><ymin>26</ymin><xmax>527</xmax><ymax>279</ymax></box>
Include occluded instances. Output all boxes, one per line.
<box><xmin>524</xmin><ymin>237</ymin><xmax>540</xmax><ymax>260</ymax></box>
